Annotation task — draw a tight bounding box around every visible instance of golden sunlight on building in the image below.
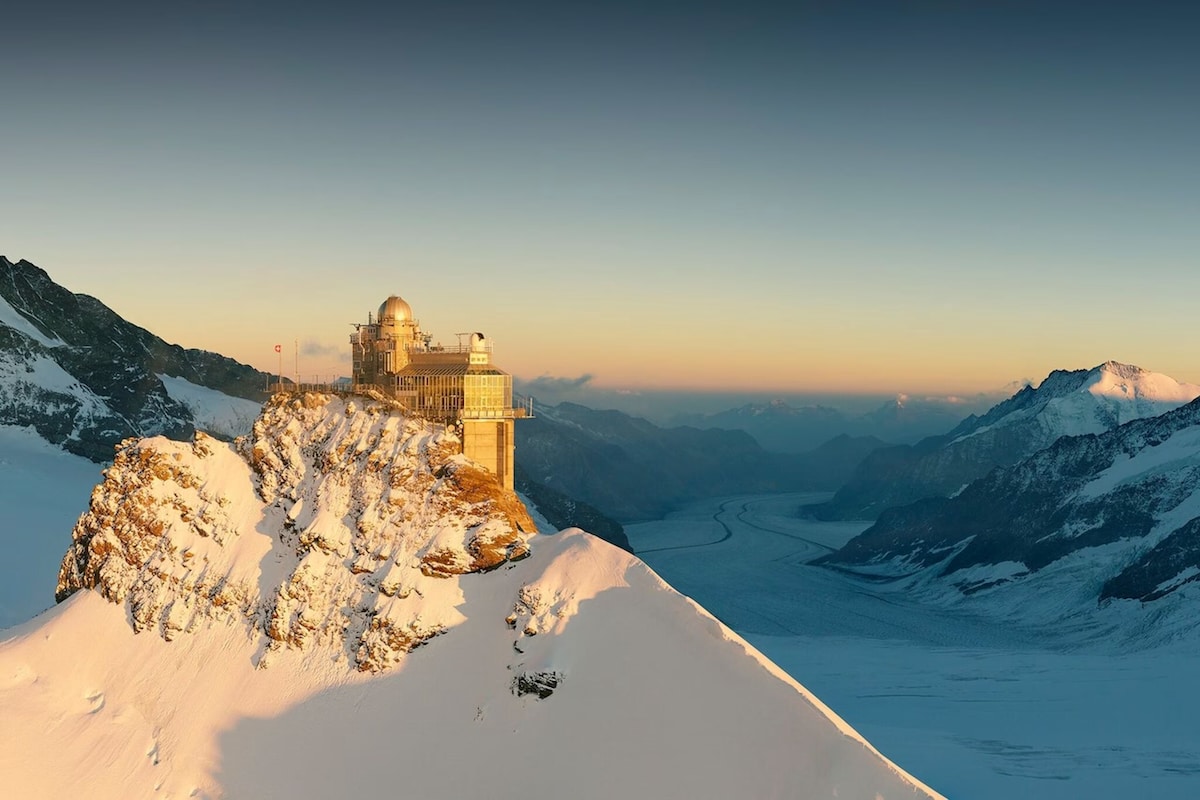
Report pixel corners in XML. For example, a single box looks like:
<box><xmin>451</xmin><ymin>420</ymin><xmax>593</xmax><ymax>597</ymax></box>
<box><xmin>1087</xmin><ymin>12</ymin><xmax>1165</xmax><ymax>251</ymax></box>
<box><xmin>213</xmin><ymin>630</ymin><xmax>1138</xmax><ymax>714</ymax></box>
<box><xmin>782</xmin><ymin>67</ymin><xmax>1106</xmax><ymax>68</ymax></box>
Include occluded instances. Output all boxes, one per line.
<box><xmin>349</xmin><ymin>295</ymin><xmax>526</xmax><ymax>489</ymax></box>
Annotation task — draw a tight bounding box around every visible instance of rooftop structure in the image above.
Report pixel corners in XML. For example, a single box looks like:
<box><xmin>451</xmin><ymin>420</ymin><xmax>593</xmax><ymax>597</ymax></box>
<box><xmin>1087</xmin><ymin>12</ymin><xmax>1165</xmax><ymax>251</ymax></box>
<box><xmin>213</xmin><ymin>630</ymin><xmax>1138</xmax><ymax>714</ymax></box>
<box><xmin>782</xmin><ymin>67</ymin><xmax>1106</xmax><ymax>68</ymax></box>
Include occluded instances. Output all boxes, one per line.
<box><xmin>350</xmin><ymin>295</ymin><xmax>524</xmax><ymax>489</ymax></box>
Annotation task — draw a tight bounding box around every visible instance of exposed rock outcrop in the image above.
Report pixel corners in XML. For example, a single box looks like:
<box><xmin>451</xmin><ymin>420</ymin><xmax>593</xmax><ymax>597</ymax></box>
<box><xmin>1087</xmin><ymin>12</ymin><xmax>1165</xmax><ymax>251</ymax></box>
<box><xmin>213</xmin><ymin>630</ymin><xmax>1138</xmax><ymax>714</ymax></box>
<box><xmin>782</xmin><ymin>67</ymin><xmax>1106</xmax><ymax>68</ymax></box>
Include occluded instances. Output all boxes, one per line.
<box><xmin>57</xmin><ymin>393</ymin><xmax>537</xmax><ymax>672</ymax></box>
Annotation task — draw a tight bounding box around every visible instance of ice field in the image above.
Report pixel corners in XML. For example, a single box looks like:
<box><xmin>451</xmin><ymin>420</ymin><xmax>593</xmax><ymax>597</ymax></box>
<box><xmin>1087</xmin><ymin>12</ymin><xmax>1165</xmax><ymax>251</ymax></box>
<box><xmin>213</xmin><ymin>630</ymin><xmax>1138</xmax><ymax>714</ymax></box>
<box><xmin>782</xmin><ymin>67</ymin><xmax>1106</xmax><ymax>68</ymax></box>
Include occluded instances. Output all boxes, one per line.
<box><xmin>627</xmin><ymin>493</ymin><xmax>1200</xmax><ymax>799</ymax></box>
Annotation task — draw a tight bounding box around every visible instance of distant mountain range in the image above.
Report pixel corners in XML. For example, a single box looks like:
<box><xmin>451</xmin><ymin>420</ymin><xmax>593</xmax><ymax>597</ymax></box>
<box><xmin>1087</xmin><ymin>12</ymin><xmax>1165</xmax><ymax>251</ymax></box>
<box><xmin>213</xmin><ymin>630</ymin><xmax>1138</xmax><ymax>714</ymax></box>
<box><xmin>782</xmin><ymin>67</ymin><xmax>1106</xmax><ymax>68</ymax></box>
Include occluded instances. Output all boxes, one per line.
<box><xmin>1</xmin><ymin>256</ymin><xmax>270</xmax><ymax>460</ymax></box>
<box><xmin>670</xmin><ymin>394</ymin><xmax>971</xmax><ymax>452</ymax></box>
<box><xmin>809</xmin><ymin>361</ymin><xmax>1200</xmax><ymax>521</ymax></box>
<box><xmin>515</xmin><ymin>400</ymin><xmax>885</xmax><ymax>522</ymax></box>
<box><xmin>818</xmin><ymin>393</ymin><xmax>1200</xmax><ymax>646</ymax></box>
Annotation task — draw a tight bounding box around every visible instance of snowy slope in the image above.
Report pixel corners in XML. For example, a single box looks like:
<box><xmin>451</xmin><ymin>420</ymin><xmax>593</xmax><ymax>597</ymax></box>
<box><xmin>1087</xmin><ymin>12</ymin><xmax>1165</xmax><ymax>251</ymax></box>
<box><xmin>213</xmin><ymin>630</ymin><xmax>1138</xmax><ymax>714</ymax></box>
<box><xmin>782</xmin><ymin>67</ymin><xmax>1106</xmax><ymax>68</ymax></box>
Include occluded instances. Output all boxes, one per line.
<box><xmin>0</xmin><ymin>426</ymin><xmax>101</xmax><ymax>627</ymax></box>
<box><xmin>0</xmin><ymin>290</ymin><xmax>64</xmax><ymax>348</ymax></box>
<box><xmin>157</xmin><ymin>374</ymin><xmax>262</xmax><ymax>439</ymax></box>
<box><xmin>815</xmin><ymin>361</ymin><xmax>1200</xmax><ymax>520</ymax></box>
<box><xmin>2</xmin><ymin>394</ymin><xmax>941</xmax><ymax>799</ymax></box>
<box><xmin>823</xmin><ymin>396</ymin><xmax>1200</xmax><ymax>648</ymax></box>
<box><xmin>954</xmin><ymin>361</ymin><xmax>1200</xmax><ymax>442</ymax></box>
<box><xmin>0</xmin><ymin>344</ymin><xmax>116</xmax><ymax>446</ymax></box>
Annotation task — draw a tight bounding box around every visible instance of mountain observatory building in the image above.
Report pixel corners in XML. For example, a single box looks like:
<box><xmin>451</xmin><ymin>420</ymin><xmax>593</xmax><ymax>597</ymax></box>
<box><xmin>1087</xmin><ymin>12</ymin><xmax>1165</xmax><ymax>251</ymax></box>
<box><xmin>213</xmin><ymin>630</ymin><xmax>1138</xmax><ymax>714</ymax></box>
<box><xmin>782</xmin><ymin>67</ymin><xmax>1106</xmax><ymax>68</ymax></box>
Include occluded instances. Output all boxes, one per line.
<box><xmin>350</xmin><ymin>295</ymin><xmax>523</xmax><ymax>490</ymax></box>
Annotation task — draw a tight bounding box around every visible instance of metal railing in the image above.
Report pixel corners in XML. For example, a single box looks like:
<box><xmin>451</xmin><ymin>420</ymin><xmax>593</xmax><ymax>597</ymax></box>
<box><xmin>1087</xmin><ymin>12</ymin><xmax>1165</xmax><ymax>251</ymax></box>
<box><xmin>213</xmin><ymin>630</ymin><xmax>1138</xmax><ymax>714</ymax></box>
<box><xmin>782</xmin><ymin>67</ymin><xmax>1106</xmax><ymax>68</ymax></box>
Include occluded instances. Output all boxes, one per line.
<box><xmin>267</xmin><ymin>384</ymin><xmax>534</xmax><ymax>421</ymax></box>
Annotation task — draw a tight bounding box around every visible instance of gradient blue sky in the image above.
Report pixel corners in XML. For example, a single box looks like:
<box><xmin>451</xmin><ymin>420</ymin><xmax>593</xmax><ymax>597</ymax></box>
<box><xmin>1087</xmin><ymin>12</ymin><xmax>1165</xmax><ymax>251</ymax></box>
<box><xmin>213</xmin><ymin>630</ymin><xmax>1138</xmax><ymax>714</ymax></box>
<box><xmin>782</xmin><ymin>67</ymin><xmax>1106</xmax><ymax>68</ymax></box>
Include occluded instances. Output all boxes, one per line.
<box><xmin>3</xmin><ymin>1</ymin><xmax>1197</xmax><ymax>397</ymax></box>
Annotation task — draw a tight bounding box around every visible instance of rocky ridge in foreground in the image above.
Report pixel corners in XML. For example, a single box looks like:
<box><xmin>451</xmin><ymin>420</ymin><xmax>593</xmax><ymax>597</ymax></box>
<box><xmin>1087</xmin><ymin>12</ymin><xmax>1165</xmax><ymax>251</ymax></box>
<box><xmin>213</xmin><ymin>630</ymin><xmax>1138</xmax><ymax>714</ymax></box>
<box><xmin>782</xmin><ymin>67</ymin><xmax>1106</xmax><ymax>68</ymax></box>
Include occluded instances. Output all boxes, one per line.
<box><xmin>1</xmin><ymin>392</ymin><xmax>943</xmax><ymax>799</ymax></box>
<box><xmin>57</xmin><ymin>393</ymin><xmax>534</xmax><ymax>672</ymax></box>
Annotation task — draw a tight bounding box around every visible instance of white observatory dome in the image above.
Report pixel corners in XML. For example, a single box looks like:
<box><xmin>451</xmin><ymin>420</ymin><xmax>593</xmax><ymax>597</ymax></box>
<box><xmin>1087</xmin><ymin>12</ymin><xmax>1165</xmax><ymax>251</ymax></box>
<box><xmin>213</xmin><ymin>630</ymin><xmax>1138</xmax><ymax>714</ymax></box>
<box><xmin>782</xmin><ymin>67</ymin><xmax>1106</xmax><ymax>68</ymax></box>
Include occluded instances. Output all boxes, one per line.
<box><xmin>378</xmin><ymin>295</ymin><xmax>413</xmax><ymax>324</ymax></box>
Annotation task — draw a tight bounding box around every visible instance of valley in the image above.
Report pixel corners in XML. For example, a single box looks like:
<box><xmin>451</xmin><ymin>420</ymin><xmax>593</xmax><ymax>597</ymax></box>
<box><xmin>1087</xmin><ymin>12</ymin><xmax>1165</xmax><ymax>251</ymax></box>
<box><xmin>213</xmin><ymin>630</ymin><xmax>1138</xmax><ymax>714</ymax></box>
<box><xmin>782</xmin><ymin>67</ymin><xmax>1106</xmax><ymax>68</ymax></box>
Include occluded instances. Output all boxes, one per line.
<box><xmin>627</xmin><ymin>493</ymin><xmax>1200</xmax><ymax>800</ymax></box>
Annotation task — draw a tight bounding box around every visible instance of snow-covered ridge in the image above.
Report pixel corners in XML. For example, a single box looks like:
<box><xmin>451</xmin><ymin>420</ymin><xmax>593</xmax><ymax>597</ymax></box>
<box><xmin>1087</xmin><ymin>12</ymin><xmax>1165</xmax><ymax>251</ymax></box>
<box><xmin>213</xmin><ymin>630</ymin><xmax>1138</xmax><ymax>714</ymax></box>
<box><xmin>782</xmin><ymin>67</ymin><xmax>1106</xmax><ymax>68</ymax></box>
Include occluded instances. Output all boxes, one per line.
<box><xmin>0</xmin><ymin>290</ymin><xmax>63</xmax><ymax>348</ymax></box>
<box><xmin>8</xmin><ymin>392</ymin><xmax>942</xmax><ymax>799</ymax></box>
<box><xmin>157</xmin><ymin>373</ymin><xmax>262</xmax><ymax>439</ymax></box>
<box><xmin>1083</xmin><ymin>359</ymin><xmax>1200</xmax><ymax>406</ymax></box>
<box><xmin>813</xmin><ymin>361</ymin><xmax>1200</xmax><ymax>522</ymax></box>
<box><xmin>827</xmin><ymin>396</ymin><xmax>1200</xmax><ymax>647</ymax></box>
<box><xmin>0</xmin><ymin>347</ymin><xmax>113</xmax><ymax>443</ymax></box>
<box><xmin>58</xmin><ymin>393</ymin><xmax>535</xmax><ymax>671</ymax></box>
<box><xmin>956</xmin><ymin>360</ymin><xmax>1200</xmax><ymax>443</ymax></box>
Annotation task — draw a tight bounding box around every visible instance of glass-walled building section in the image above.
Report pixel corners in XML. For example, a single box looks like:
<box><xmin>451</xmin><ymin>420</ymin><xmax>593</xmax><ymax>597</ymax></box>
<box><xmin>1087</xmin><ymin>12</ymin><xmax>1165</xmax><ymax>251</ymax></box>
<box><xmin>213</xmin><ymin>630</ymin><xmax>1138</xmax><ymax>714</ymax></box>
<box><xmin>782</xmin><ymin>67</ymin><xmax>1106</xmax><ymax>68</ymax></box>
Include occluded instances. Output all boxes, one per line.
<box><xmin>396</xmin><ymin>370</ymin><xmax>465</xmax><ymax>420</ymax></box>
<box><xmin>348</xmin><ymin>295</ymin><xmax>522</xmax><ymax>489</ymax></box>
<box><xmin>391</xmin><ymin>365</ymin><xmax>513</xmax><ymax>422</ymax></box>
<box><xmin>463</xmin><ymin>373</ymin><xmax>512</xmax><ymax>419</ymax></box>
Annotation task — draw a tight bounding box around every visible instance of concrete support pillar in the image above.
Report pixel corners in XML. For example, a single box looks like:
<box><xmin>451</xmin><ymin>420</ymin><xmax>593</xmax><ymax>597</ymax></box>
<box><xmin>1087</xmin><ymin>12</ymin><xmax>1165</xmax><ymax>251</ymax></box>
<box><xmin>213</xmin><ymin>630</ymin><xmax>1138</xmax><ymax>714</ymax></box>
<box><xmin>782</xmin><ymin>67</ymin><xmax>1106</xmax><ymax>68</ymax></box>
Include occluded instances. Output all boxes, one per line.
<box><xmin>461</xmin><ymin>418</ymin><xmax>515</xmax><ymax>490</ymax></box>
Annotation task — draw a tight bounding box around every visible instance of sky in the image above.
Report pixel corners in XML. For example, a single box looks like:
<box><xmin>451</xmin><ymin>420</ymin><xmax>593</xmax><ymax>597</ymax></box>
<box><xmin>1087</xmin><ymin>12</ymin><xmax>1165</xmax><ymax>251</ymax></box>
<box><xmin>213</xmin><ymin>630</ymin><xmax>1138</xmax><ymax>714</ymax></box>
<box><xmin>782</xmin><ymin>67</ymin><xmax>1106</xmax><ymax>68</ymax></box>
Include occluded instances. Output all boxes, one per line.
<box><xmin>3</xmin><ymin>0</ymin><xmax>1197</xmax><ymax>402</ymax></box>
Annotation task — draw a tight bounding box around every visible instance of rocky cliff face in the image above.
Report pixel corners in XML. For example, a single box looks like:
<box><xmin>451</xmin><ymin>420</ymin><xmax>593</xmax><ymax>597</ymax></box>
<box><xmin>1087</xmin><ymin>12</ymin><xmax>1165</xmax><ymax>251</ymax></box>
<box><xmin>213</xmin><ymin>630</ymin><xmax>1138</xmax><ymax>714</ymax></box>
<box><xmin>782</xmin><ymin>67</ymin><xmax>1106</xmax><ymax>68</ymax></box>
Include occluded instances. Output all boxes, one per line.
<box><xmin>0</xmin><ymin>256</ymin><xmax>271</xmax><ymax>460</ymax></box>
<box><xmin>820</xmin><ymin>396</ymin><xmax>1200</xmax><ymax>626</ymax></box>
<box><xmin>811</xmin><ymin>362</ymin><xmax>1200</xmax><ymax>520</ymax></box>
<box><xmin>57</xmin><ymin>393</ymin><xmax>536</xmax><ymax>672</ymax></box>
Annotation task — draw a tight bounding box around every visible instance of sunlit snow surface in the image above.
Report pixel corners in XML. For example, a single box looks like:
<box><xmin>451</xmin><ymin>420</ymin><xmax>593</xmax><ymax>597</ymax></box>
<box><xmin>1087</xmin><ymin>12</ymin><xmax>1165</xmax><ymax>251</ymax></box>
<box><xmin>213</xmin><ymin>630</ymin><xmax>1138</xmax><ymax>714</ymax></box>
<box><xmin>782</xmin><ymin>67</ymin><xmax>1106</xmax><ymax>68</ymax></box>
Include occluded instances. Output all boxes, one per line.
<box><xmin>627</xmin><ymin>493</ymin><xmax>1200</xmax><ymax>800</ymax></box>
<box><xmin>0</xmin><ymin>529</ymin><xmax>940</xmax><ymax>800</ymax></box>
<box><xmin>156</xmin><ymin>373</ymin><xmax>262</xmax><ymax>438</ymax></box>
<box><xmin>0</xmin><ymin>407</ymin><xmax>940</xmax><ymax>800</ymax></box>
<box><xmin>953</xmin><ymin>362</ymin><xmax>1200</xmax><ymax>444</ymax></box>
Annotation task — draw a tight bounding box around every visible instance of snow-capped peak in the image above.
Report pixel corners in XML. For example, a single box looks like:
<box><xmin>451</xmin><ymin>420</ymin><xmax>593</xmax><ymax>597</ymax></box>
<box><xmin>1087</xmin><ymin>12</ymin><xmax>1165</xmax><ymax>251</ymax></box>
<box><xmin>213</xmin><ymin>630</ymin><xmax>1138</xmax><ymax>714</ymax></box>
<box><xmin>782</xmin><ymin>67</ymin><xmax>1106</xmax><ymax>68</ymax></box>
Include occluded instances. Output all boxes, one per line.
<box><xmin>956</xmin><ymin>361</ymin><xmax>1200</xmax><ymax>442</ymax></box>
<box><xmin>1085</xmin><ymin>360</ymin><xmax>1200</xmax><ymax>406</ymax></box>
